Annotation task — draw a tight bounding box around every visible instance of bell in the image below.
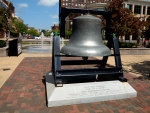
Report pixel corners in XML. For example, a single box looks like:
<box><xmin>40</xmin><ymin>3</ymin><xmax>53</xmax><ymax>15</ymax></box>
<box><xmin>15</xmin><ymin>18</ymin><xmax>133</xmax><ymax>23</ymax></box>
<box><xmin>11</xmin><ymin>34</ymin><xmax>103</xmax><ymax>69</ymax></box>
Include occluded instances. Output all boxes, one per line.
<box><xmin>61</xmin><ymin>14</ymin><xmax>111</xmax><ymax>56</ymax></box>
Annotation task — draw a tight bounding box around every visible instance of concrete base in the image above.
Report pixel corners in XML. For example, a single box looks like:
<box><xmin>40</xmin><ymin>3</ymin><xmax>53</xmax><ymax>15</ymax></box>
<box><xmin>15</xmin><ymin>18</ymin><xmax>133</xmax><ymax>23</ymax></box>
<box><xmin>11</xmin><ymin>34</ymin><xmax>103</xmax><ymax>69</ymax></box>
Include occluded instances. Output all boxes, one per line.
<box><xmin>45</xmin><ymin>72</ymin><xmax>137</xmax><ymax>107</ymax></box>
<box><xmin>0</xmin><ymin>47</ymin><xmax>8</xmax><ymax>57</ymax></box>
<box><xmin>111</xmin><ymin>48</ymin><xmax>150</xmax><ymax>55</ymax></box>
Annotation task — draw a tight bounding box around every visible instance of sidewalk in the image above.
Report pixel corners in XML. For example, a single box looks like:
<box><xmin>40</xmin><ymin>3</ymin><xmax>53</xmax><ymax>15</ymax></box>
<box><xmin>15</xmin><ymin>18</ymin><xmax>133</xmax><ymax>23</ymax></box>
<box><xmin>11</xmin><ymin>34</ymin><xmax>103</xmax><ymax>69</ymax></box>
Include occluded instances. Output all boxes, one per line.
<box><xmin>1</xmin><ymin>53</ymin><xmax>150</xmax><ymax>88</ymax></box>
<box><xmin>0</xmin><ymin>53</ymin><xmax>150</xmax><ymax>112</ymax></box>
<box><xmin>96</xmin><ymin>55</ymin><xmax>150</xmax><ymax>77</ymax></box>
<box><xmin>0</xmin><ymin>53</ymin><xmax>51</xmax><ymax>88</ymax></box>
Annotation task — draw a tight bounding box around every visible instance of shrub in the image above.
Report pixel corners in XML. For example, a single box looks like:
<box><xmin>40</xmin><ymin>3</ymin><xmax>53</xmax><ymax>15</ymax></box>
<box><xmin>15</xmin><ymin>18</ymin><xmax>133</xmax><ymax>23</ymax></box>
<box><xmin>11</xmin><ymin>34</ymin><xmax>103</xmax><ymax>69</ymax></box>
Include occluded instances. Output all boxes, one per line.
<box><xmin>104</xmin><ymin>41</ymin><xmax>135</xmax><ymax>48</ymax></box>
<box><xmin>0</xmin><ymin>40</ymin><xmax>6</xmax><ymax>48</ymax></box>
<box><xmin>126</xmin><ymin>43</ymin><xmax>133</xmax><ymax>48</ymax></box>
<box><xmin>119</xmin><ymin>42</ymin><xmax>134</xmax><ymax>48</ymax></box>
<box><xmin>103</xmin><ymin>41</ymin><xmax>107</xmax><ymax>45</ymax></box>
<box><xmin>22</xmin><ymin>42</ymin><xmax>29</xmax><ymax>44</ymax></box>
<box><xmin>146</xmin><ymin>44</ymin><xmax>150</xmax><ymax>48</ymax></box>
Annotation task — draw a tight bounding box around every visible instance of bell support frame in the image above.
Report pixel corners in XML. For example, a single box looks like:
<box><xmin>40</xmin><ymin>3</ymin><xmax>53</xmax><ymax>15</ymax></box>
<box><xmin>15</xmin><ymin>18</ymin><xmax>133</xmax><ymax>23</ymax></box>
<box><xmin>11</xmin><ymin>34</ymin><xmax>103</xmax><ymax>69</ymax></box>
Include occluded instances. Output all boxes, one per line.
<box><xmin>51</xmin><ymin>7</ymin><xmax>127</xmax><ymax>87</ymax></box>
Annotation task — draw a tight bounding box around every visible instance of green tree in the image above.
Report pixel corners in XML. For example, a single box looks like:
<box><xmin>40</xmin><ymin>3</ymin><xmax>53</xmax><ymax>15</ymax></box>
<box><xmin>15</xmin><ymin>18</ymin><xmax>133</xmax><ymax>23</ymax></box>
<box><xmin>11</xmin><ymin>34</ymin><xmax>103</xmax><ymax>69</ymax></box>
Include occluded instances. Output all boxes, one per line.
<box><xmin>45</xmin><ymin>31</ymin><xmax>51</xmax><ymax>37</ymax></box>
<box><xmin>10</xmin><ymin>17</ymin><xmax>28</xmax><ymax>37</ymax></box>
<box><xmin>41</xmin><ymin>29</ymin><xmax>46</xmax><ymax>34</ymax></box>
<box><xmin>0</xmin><ymin>8</ymin><xmax>11</xmax><ymax>31</ymax></box>
<box><xmin>26</xmin><ymin>28</ymin><xmax>40</xmax><ymax>36</ymax></box>
<box><xmin>52</xmin><ymin>29</ymin><xmax>60</xmax><ymax>34</ymax></box>
<box><xmin>65</xmin><ymin>29</ymin><xmax>72</xmax><ymax>38</ymax></box>
<box><xmin>107</xmin><ymin>0</ymin><xmax>148</xmax><ymax>41</ymax></box>
<box><xmin>143</xmin><ymin>16</ymin><xmax>150</xmax><ymax>40</ymax></box>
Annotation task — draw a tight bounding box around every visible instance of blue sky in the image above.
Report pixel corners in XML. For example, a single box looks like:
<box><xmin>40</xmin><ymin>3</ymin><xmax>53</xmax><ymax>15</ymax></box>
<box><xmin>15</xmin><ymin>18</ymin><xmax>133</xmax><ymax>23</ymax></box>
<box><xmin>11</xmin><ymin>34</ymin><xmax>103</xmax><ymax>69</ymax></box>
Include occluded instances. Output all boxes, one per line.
<box><xmin>10</xmin><ymin>0</ymin><xmax>59</xmax><ymax>30</ymax></box>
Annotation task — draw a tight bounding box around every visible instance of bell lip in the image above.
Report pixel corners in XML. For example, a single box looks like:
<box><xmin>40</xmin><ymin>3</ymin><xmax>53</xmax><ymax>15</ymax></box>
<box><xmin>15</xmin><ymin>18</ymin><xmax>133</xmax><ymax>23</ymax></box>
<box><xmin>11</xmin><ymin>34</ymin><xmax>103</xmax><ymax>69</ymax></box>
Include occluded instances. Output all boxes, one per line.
<box><xmin>60</xmin><ymin>52</ymin><xmax>111</xmax><ymax>57</ymax></box>
<box><xmin>60</xmin><ymin>46</ymin><xmax>111</xmax><ymax>57</ymax></box>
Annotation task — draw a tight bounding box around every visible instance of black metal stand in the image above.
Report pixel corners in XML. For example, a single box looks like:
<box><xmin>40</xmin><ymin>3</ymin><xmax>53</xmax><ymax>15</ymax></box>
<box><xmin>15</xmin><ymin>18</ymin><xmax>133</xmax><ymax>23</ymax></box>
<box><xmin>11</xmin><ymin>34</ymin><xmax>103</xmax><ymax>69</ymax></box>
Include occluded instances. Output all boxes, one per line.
<box><xmin>51</xmin><ymin>7</ymin><xmax>127</xmax><ymax>87</ymax></box>
<box><xmin>8</xmin><ymin>38</ymin><xmax>22</xmax><ymax>56</ymax></box>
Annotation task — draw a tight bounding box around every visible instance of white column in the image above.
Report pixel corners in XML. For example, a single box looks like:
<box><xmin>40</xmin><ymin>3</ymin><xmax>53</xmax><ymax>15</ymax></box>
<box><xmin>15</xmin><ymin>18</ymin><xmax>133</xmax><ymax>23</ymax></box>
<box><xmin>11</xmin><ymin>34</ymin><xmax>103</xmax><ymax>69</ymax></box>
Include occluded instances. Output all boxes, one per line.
<box><xmin>61</xmin><ymin>37</ymin><xmax>64</xmax><ymax>47</ymax></box>
<box><xmin>145</xmin><ymin>6</ymin><xmax>148</xmax><ymax>15</ymax></box>
<box><xmin>123</xmin><ymin>36</ymin><xmax>125</xmax><ymax>40</ymax></box>
<box><xmin>132</xmin><ymin>4</ymin><xmax>134</xmax><ymax>14</ymax></box>
<box><xmin>130</xmin><ymin>35</ymin><xmax>132</xmax><ymax>41</ymax></box>
<box><xmin>141</xmin><ymin>5</ymin><xmax>143</xmax><ymax>15</ymax></box>
<box><xmin>125</xmin><ymin>3</ymin><xmax>127</xmax><ymax>8</ymax></box>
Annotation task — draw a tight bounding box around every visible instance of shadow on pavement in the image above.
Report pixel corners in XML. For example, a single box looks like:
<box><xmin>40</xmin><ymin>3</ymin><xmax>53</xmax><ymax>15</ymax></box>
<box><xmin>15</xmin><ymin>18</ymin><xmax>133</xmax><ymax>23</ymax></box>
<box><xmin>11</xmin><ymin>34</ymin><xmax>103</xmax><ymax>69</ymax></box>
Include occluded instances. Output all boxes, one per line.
<box><xmin>123</xmin><ymin>61</ymin><xmax>150</xmax><ymax>80</ymax></box>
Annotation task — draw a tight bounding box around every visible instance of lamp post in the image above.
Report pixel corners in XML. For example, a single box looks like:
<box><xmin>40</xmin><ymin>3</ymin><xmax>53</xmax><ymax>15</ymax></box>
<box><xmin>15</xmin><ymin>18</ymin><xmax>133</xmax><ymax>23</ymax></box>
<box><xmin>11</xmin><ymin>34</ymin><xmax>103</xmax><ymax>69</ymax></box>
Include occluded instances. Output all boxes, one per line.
<box><xmin>4</xmin><ymin>13</ymin><xmax>10</xmax><ymax>46</ymax></box>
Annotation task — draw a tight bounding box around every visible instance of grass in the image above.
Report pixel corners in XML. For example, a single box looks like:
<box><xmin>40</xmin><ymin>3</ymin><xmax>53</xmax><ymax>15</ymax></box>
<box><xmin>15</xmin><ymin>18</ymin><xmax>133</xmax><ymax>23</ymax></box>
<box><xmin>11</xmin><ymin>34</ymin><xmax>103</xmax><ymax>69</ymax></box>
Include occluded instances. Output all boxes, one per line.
<box><xmin>22</xmin><ymin>42</ymin><xmax>50</xmax><ymax>44</ymax></box>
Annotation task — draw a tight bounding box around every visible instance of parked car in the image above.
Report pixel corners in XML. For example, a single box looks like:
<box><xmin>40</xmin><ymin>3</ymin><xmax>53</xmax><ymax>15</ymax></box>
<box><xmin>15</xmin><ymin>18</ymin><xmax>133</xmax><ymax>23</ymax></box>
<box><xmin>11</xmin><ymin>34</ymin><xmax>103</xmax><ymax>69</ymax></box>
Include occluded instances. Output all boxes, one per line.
<box><xmin>27</xmin><ymin>35</ymin><xmax>33</xmax><ymax>39</ymax></box>
<box><xmin>35</xmin><ymin>36</ymin><xmax>41</xmax><ymax>40</ymax></box>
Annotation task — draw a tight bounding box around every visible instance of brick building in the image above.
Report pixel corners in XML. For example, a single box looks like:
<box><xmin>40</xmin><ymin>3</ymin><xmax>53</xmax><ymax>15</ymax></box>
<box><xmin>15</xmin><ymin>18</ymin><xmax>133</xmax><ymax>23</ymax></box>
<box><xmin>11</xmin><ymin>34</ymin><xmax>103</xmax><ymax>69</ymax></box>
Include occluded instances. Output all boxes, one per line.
<box><xmin>60</xmin><ymin>0</ymin><xmax>150</xmax><ymax>40</ymax></box>
<box><xmin>0</xmin><ymin>0</ymin><xmax>14</xmax><ymax>39</ymax></box>
<box><xmin>60</xmin><ymin>0</ymin><xmax>111</xmax><ymax>9</ymax></box>
<box><xmin>60</xmin><ymin>0</ymin><xmax>112</xmax><ymax>32</ymax></box>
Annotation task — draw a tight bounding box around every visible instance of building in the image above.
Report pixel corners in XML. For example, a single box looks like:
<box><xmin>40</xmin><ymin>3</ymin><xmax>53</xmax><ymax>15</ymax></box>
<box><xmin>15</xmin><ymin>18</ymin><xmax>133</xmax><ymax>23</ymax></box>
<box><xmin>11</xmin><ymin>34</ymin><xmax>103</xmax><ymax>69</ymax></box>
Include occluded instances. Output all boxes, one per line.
<box><xmin>60</xmin><ymin>0</ymin><xmax>112</xmax><ymax>33</ymax></box>
<box><xmin>0</xmin><ymin>0</ymin><xmax>9</xmax><ymax>8</ymax></box>
<box><xmin>124</xmin><ymin>0</ymin><xmax>150</xmax><ymax>19</ymax></box>
<box><xmin>60</xmin><ymin>0</ymin><xmax>150</xmax><ymax>40</ymax></box>
<box><xmin>15</xmin><ymin>16</ymin><xmax>23</xmax><ymax>22</ymax></box>
<box><xmin>51</xmin><ymin>24</ymin><xmax>59</xmax><ymax>31</ymax></box>
<box><xmin>0</xmin><ymin>0</ymin><xmax>15</xmax><ymax>39</ymax></box>
<box><xmin>60</xmin><ymin>0</ymin><xmax>111</xmax><ymax>9</ymax></box>
<box><xmin>0</xmin><ymin>0</ymin><xmax>14</xmax><ymax>17</ymax></box>
<box><xmin>123</xmin><ymin>0</ymin><xmax>150</xmax><ymax>40</ymax></box>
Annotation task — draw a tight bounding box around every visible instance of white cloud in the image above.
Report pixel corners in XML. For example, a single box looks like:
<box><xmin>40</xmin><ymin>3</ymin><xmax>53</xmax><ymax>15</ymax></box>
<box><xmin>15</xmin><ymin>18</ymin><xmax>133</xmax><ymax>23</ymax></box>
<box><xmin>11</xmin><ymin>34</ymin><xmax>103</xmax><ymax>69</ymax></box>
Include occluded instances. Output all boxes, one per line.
<box><xmin>50</xmin><ymin>15</ymin><xmax>58</xmax><ymax>18</ymax></box>
<box><xmin>53</xmin><ymin>22</ymin><xmax>58</xmax><ymax>24</ymax></box>
<box><xmin>18</xmin><ymin>3</ymin><xmax>28</xmax><ymax>8</ymax></box>
<box><xmin>15</xmin><ymin>12</ymin><xmax>19</xmax><ymax>16</ymax></box>
<box><xmin>38</xmin><ymin>0</ymin><xmax>59</xmax><ymax>7</ymax></box>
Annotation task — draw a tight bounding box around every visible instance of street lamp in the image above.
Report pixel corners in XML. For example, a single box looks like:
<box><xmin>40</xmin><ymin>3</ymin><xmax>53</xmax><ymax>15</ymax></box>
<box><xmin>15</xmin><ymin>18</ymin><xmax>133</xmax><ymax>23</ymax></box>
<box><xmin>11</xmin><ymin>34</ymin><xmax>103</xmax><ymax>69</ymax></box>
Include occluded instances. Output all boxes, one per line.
<box><xmin>4</xmin><ymin>13</ymin><xmax>10</xmax><ymax>46</ymax></box>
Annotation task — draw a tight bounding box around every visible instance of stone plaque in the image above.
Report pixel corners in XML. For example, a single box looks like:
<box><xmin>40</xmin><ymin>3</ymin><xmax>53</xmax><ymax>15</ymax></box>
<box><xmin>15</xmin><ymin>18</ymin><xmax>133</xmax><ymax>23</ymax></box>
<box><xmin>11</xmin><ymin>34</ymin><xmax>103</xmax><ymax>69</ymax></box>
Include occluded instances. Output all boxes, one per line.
<box><xmin>49</xmin><ymin>81</ymin><xmax>125</xmax><ymax>101</ymax></box>
<box><xmin>46</xmin><ymin>74</ymin><xmax>137</xmax><ymax>107</ymax></box>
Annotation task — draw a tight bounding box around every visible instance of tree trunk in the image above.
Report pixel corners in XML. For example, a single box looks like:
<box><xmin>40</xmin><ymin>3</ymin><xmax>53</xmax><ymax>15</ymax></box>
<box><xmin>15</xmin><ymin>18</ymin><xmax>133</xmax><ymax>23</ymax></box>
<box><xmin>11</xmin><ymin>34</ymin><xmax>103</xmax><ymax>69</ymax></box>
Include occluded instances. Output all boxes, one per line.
<box><xmin>121</xmin><ymin>36</ymin><xmax>123</xmax><ymax>42</ymax></box>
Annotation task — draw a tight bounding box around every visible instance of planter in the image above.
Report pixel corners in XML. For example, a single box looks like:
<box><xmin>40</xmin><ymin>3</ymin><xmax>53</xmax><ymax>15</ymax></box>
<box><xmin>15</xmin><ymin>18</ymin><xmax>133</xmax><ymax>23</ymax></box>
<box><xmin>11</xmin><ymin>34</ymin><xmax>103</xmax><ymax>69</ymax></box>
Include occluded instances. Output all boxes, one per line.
<box><xmin>111</xmin><ymin>48</ymin><xmax>150</xmax><ymax>55</ymax></box>
<box><xmin>0</xmin><ymin>46</ymin><xmax>9</xmax><ymax>57</ymax></box>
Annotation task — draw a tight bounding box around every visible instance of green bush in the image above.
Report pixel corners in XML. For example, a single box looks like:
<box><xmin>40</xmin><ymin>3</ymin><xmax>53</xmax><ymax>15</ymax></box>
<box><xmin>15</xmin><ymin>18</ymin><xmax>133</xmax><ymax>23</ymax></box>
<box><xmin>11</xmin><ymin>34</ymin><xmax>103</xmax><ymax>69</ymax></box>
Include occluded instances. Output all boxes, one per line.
<box><xmin>0</xmin><ymin>40</ymin><xmax>6</xmax><ymax>48</ymax></box>
<box><xmin>22</xmin><ymin>42</ymin><xmax>30</xmax><ymax>44</ymax></box>
<box><xmin>119</xmin><ymin>42</ymin><xmax>134</xmax><ymax>48</ymax></box>
<box><xmin>126</xmin><ymin>43</ymin><xmax>133</xmax><ymax>48</ymax></box>
<box><xmin>103</xmin><ymin>41</ymin><xmax>107</xmax><ymax>45</ymax></box>
<box><xmin>104</xmin><ymin>41</ymin><xmax>136</xmax><ymax>48</ymax></box>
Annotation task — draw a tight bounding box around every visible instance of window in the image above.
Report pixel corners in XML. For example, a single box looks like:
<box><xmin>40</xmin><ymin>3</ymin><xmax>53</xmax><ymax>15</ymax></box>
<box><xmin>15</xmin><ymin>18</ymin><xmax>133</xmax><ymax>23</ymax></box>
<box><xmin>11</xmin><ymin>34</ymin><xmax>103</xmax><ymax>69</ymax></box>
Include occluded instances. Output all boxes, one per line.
<box><xmin>134</xmin><ymin>5</ymin><xmax>141</xmax><ymax>14</ymax></box>
<box><xmin>147</xmin><ymin>7</ymin><xmax>150</xmax><ymax>15</ymax></box>
<box><xmin>125</xmin><ymin>35</ymin><xmax>130</xmax><ymax>40</ymax></box>
<box><xmin>94</xmin><ymin>8</ymin><xmax>105</xmax><ymax>11</ymax></box>
<box><xmin>127</xmin><ymin>4</ymin><xmax>132</xmax><ymax>10</ymax></box>
<box><xmin>77</xmin><ymin>0</ymin><xmax>84</xmax><ymax>2</ymax></box>
<box><xmin>143</xmin><ymin>6</ymin><xmax>145</xmax><ymax>14</ymax></box>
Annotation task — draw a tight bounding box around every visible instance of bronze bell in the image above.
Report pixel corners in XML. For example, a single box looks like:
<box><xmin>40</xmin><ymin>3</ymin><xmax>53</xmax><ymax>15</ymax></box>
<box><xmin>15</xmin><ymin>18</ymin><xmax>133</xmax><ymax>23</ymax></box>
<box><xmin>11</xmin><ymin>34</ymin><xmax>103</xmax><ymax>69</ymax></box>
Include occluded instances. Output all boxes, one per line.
<box><xmin>61</xmin><ymin>14</ymin><xmax>111</xmax><ymax>56</ymax></box>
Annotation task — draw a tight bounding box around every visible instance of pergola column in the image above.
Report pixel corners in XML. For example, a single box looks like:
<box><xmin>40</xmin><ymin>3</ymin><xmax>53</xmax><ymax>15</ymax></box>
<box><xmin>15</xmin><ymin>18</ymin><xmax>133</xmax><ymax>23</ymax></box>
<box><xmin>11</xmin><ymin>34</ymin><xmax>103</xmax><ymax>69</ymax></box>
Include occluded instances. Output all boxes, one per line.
<box><xmin>125</xmin><ymin>3</ymin><xmax>127</xmax><ymax>8</ymax></box>
<box><xmin>145</xmin><ymin>6</ymin><xmax>148</xmax><ymax>15</ymax></box>
<box><xmin>141</xmin><ymin>5</ymin><xmax>143</xmax><ymax>15</ymax></box>
<box><xmin>132</xmin><ymin>4</ymin><xmax>134</xmax><ymax>14</ymax></box>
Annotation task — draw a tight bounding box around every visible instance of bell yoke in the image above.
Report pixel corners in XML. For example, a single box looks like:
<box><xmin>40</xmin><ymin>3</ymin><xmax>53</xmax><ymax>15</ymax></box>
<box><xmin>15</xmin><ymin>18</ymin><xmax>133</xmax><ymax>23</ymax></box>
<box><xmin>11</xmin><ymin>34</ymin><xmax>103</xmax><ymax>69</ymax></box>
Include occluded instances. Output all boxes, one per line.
<box><xmin>51</xmin><ymin>7</ymin><xmax>127</xmax><ymax>87</ymax></box>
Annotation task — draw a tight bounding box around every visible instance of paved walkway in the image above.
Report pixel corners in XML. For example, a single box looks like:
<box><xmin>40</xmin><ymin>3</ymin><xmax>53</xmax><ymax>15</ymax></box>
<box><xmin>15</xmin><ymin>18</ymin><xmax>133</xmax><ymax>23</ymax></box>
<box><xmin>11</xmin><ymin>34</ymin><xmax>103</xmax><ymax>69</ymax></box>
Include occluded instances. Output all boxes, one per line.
<box><xmin>0</xmin><ymin>53</ymin><xmax>150</xmax><ymax>112</ymax></box>
<box><xmin>0</xmin><ymin>53</ymin><xmax>51</xmax><ymax>88</ymax></box>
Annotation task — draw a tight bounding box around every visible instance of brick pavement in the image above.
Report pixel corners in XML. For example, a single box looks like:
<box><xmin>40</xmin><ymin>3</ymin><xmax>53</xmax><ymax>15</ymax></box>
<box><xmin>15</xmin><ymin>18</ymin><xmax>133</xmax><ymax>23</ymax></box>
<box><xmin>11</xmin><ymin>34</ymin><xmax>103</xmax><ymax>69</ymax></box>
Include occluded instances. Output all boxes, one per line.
<box><xmin>0</xmin><ymin>57</ymin><xmax>150</xmax><ymax>113</ymax></box>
